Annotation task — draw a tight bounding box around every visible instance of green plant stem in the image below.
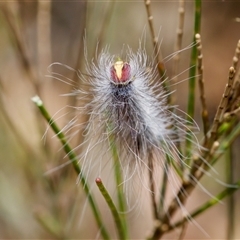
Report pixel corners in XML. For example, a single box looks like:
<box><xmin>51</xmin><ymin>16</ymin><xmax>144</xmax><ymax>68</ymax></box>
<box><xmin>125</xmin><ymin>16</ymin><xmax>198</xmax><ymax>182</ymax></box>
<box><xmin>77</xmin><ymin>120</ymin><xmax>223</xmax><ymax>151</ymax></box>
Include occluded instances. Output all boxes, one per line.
<box><xmin>109</xmin><ymin>133</ymin><xmax>128</xmax><ymax>238</ymax></box>
<box><xmin>34</xmin><ymin>209</ymin><xmax>63</xmax><ymax>238</ymax></box>
<box><xmin>169</xmin><ymin>121</ymin><xmax>240</xmax><ymax>233</ymax></box>
<box><xmin>187</xmin><ymin>0</ymin><xmax>201</xmax><ymax>119</ymax></box>
<box><xmin>148</xmin><ymin>152</ymin><xmax>159</xmax><ymax>220</ymax></box>
<box><xmin>170</xmin><ymin>179</ymin><xmax>240</xmax><ymax>231</ymax></box>
<box><xmin>185</xmin><ymin>0</ymin><xmax>201</xmax><ymax>161</ymax></box>
<box><xmin>159</xmin><ymin>158</ymin><xmax>169</xmax><ymax>218</ymax></box>
<box><xmin>226</xmin><ymin>147</ymin><xmax>235</xmax><ymax>240</ymax></box>
<box><xmin>154</xmin><ymin>119</ymin><xmax>240</xmax><ymax>239</ymax></box>
<box><xmin>211</xmin><ymin>120</ymin><xmax>240</xmax><ymax>166</ymax></box>
<box><xmin>32</xmin><ymin>96</ymin><xmax>110</xmax><ymax>240</ymax></box>
<box><xmin>96</xmin><ymin>177</ymin><xmax>126</xmax><ymax>240</ymax></box>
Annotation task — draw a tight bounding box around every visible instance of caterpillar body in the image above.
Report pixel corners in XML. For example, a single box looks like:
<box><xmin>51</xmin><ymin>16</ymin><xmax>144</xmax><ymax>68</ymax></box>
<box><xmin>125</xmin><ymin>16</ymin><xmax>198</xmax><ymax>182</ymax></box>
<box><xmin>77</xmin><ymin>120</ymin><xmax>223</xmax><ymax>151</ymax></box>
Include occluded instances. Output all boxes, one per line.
<box><xmin>70</xmin><ymin>45</ymin><xmax>198</xmax><ymax>195</ymax></box>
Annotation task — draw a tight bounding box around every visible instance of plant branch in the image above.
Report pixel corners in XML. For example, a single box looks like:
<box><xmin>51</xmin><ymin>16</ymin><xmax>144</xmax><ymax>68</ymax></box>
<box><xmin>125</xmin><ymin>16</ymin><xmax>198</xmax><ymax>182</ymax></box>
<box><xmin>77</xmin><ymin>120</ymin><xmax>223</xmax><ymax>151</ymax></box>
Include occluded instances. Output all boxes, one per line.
<box><xmin>32</xmin><ymin>96</ymin><xmax>110</xmax><ymax>240</ymax></box>
<box><xmin>144</xmin><ymin>0</ymin><xmax>165</xmax><ymax>78</ymax></box>
<box><xmin>148</xmin><ymin>151</ymin><xmax>159</xmax><ymax>220</ymax></box>
<box><xmin>196</xmin><ymin>33</ymin><xmax>209</xmax><ymax>137</ymax></box>
<box><xmin>209</xmin><ymin>67</ymin><xmax>236</xmax><ymax>144</ymax></box>
<box><xmin>185</xmin><ymin>0</ymin><xmax>201</xmax><ymax>164</ymax></box>
<box><xmin>96</xmin><ymin>177</ymin><xmax>126</xmax><ymax>240</ymax></box>
<box><xmin>172</xmin><ymin>0</ymin><xmax>185</xmax><ymax>90</ymax></box>
<box><xmin>169</xmin><ymin>179</ymin><xmax>240</xmax><ymax>231</ymax></box>
<box><xmin>109</xmin><ymin>133</ymin><xmax>128</xmax><ymax>239</ymax></box>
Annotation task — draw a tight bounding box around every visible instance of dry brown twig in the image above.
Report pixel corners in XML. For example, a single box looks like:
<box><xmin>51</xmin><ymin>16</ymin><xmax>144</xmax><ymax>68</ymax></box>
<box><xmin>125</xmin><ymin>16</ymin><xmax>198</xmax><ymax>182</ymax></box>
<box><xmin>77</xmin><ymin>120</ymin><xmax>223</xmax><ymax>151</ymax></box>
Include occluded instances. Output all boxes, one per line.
<box><xmin>144</xmin><ymin>0</ymin><xmax>165</xmax><ymax>78</ymax></box>
<box><xmin>172</xmin><ymin>0</ymin><xmax>185</xmax><ymax>87</ymax></box>
<box><xmin>228</xmin><ymin>40</ymin><xmax>240</xmax><ymax>111</ymax></box>
<box><xmin>210</xmin><ymin>66</ymin><xmax>236</xmax><ymax>141</ymax></box>
<box><xmin>147</xmin><ymin>38</ymin><xmax>240</xmax><ymax>240</ymax></box>
<box><xmin>196</xmin><ymin>33</ymin><xmax>210</xmax><ymax>137</ymax></box>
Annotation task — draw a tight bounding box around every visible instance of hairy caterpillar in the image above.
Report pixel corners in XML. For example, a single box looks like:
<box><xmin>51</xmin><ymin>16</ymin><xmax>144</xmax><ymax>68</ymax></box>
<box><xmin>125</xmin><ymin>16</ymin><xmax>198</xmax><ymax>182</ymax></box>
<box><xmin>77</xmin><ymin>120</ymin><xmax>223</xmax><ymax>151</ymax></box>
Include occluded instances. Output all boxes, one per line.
<box><xmin>81</xmin><ymin>46</ymin><xmax>195</xmax><ymax>176</ymax></box>
<box><xmin>49</xmin><ymin>41</ymin><xmax>200</xmax><ymax>202</ymax></box>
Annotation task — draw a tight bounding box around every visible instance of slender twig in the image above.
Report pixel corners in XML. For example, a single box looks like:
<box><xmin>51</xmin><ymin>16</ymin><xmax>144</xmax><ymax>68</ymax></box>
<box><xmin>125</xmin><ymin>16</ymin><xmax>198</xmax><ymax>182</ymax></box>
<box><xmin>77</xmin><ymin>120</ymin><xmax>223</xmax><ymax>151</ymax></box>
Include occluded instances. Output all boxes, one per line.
<box><xmin>144</xmin><ymin>0</ymin><xmax>165</xmax><ymax>78</ymax></box>
<box><xmin>148</xmin><ymin>151</ymin><xmax>159</xmax><ymax>220</ymax></box>
<box><xmin>224</xmin><ymin>107</ymin><xmax>240</xmax><ymax>118</ymax></box>
<box><xmin>232</xmin><ymin>39</ymin><xmax>240</xmax><ymax>70</ymax></box>
<box><xmin>210</xmin><ymin>67</ymin><xmax>236</xmax><ymax>143</ymax></box>
<box><xmin>229</xmin><ymin>39</ymin><xmax>240</xmax><ymax>111</ymax></box>
<box><xmin>32</xmin><ymin>96</ymin><xmax>110</xmax><ymax>240</ymax></box>
<box><xmin>148</xmin><ymin>2</ymin><xmax>202</xmax><ymax>237</ymax></box>
<box><xmin>226</xmin><ymin>147</ymin><xmax>235</xmax><ymax>240</ymax></box>
<box><xmin>177</xmin><ymin>221</ymin><xmax>188</xmax><ymax>240</ymax></box>
<box><xmin>186</xmin><ymin>0</ymin><xmax>201</xmax><ymax>121</ymax></box>
<box><xmin>192</xmin><ymin>120</ymin><xmax>240</xmax><ymax>186</ymax></box>
<box><xmin>168</xmin><ymin>179</ymin><xmax>240</xmax><ymax>231</ymax></box>
<box><xmin>171</xmin><ymin>0</ymin><xmax>186</xmax><ymax>164</ymax></box>
<box><xmin>95</xmin><ymin>178</ymin><xmax>126</xmax><ymax>240</ymax></box>
<box><xmin>151</xmin><ymin>67</ymin><xmax>238</xmax><ymax>238</ymax></box>
<box><xmin>229</xmin><ymin>80</ymin><xmax>240</xmax><ymax>111</ymax></box>
<box><xmin>147</xmin><ymin>121</ymin><xmax>240</xmax><ymax>239</ymax></box>
<box><xmin>196</xmin><ymin>33</ymin><xmax>209</xmax><ymax>136</ymax></box>
<box><xmin>172</xmin><ymin>0</ymin><xmax>185</xmax><ymax>89</ymax></box>
<box><xmin>159</xmin><ymin>158</ymin><xmax>169</xmax><ymax>218</ymax></box>
<box><xmin>108</xmin><ymin>133</ymin><xmax>128</xmax><ymax>239</ymax></box>
<box><xmin>210</xmin><ymin>121</ymin><xmax>240</xmax><ymax>167</ymax></box>
<box><xmin>34</xmin><ymin>208</ymin><xmax>63</xmax><ymax>238</ymax></box>
<box><xmin>185</xmin><ymin>0</ymin><xmax>201</xmax><ymax>163</ymax></box>
<box><xmin>191</xmin><ymin>67</ymin><xmax>237</xmax><ymax>180</ymax></box>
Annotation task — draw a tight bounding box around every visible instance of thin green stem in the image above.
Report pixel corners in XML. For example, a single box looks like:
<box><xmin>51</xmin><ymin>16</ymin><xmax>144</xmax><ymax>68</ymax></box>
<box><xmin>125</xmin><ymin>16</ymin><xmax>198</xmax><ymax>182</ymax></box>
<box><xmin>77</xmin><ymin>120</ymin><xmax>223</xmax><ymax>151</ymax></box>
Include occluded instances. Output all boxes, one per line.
<box><xmin>185</xmin><ymin>0</ymin><xmax>201</xmax><ymax>161</ymax></box>
<box><xmin>170</xmin><ymin>179</ymin><xmax>240</xmax><ymax>230</ymax></box>
<box><xmin>159</xmin><ymin>158</ymin><xmax>169</xmax><ymax>218</ymax></box>
<box><xmin>148</xmin><ymin>152</ymin><xmax>159</xmax><ymax>220</ymax></box>
<box><xmin>187</xmin><ymin>0</ymin><xmax>201</xmax><ymax>120</ymax></box>
<box><xmin>34</xmin><ymin>209</ymin><xmax>63</xmax><ymax>238</ymax></box>
<box><xmin>96</xmin><ymin>177</ymin><xmax>126</xmax><ymax>240</ymax></box>
<box><xmin>109</xmin><ymin>133</ymin><xmax>128</xmax><ymax>239</ymax></box>
<box><xmin>32</xmin><ymin>96</ymin><xmax>110</xmax><ymax>240</ymax></box>
<box><xmin>226</xmin><ymin>147</ymin><xmax>235</xmax><ymax>240</ymax></box>
<box><xmin>211</xmin><ymin>120</ymin><xmax>240</xmax><ymax>166</ymax></box>
<box><xmin>155</xmin><ymin>121</ymin><xmax>240</xmax><ymax>239</ymax></box>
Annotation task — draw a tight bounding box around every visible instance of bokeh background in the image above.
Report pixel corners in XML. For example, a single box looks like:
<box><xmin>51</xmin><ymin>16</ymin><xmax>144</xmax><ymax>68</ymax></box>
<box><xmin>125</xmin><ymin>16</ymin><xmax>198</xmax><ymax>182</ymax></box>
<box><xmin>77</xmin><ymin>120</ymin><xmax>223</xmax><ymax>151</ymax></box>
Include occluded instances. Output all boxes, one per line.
<box><xmin>0</xmin><ymin>1</ymin><xmax>240</xmax><ymax>239</ymax></box>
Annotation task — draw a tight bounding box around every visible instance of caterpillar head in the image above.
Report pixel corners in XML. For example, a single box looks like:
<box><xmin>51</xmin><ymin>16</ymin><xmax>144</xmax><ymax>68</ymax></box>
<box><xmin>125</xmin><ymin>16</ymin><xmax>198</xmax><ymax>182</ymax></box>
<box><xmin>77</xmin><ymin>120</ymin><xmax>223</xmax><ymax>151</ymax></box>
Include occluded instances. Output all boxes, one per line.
<box><xmin>110</xmin><ymin>60</ymin><xmax>131</xmax><ymax>84</ymax></box>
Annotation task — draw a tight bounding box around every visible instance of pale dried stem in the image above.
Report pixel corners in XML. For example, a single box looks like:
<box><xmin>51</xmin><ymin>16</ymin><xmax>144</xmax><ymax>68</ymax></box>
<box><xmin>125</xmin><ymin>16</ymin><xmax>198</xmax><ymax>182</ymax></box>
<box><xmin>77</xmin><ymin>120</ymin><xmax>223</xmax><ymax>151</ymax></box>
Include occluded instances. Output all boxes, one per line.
<box><xmin>196</xmin><ymin>33</ymin><xmax>209</xmax><ymax>136</ymax></box>
<box><xmin>157</xmin><ymin>141</ymin><xmax>219</xmax><ymax>233</ymax></box>
<box><xmin>229</xmin><ymin>39</ymin><xmax>240</xmax><ymax>110</ymax></box>
<box><xmin>172</xmin><ymin>0</ymin><xmax>185</xmax><ymax>88</ymax></box>
<box><xmin>177</xmin><ymin>221</ymin><xmax>188</xmax><ymax>240</ymax></box>
<box><xmin>37</xmin><ymin>0</ymin><xmax>52</xmax><ymax>77</ymax></box>
<box><xmin>151</xmin><ymin>67</ymin><xmax>236</xmax><ymax>238</ymax></box>
<box><xmin>229</xmin><ymin>80</ymin><xmax>240</xmax><ymax>111</ymax></box>
<box><xmin>232</xmin><ymin>39</ymin><xmax>240</xmax><ymax>70</ymax></box>
<box><xmin>224</xmin><ymin>106</ymin><xmax>240</xmax><ymax>119</ymax></box>
<box><xmin>144</xmin><ymin>0</ymin><xmax>165</xmax><ymax>77</ymax></box>
<box><xmin>210</xmin><ymin>67</ymin><xmax>236</xmax><ymax>141</ymax></box>
<box><xmin>191</xmin><ymin>67</ymin><xmax>236</xmax><ymax>176</ymax></box>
